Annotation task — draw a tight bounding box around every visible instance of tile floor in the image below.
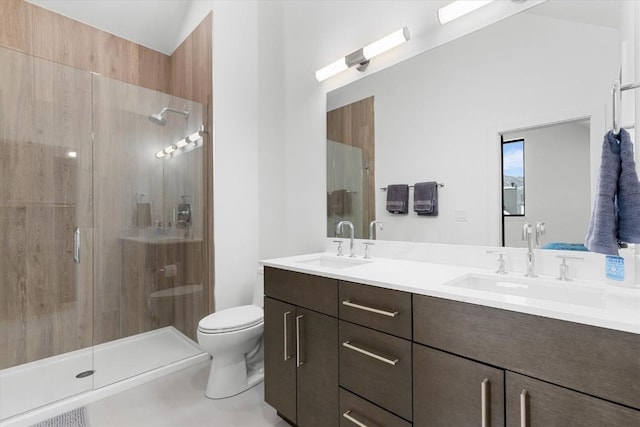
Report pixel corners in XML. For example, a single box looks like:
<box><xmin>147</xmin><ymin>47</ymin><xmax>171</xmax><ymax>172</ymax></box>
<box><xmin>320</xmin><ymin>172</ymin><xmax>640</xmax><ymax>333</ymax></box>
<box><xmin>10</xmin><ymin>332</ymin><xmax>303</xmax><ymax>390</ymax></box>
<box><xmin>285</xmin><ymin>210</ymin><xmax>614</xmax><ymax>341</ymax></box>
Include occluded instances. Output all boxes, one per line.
<box><xmin>86</xmin><ymin>360</ymin><xmax>289</xmax><ymax>427</ymax></box>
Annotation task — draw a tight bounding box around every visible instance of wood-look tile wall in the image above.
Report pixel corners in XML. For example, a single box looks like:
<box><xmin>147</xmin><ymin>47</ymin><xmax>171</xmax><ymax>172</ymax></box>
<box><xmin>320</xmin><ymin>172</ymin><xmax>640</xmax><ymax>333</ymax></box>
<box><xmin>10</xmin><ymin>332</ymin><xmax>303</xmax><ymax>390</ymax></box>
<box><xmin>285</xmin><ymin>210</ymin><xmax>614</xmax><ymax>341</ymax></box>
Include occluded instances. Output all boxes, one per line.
<box><xmin>0</xmin><ymin>0</ymin><xmax>213</xmax><ymax>366</ymax></box>
<box><xmin>0</xmin><ymin>0</ymin><xmax>171</xmax><ymax>93</ymax></box>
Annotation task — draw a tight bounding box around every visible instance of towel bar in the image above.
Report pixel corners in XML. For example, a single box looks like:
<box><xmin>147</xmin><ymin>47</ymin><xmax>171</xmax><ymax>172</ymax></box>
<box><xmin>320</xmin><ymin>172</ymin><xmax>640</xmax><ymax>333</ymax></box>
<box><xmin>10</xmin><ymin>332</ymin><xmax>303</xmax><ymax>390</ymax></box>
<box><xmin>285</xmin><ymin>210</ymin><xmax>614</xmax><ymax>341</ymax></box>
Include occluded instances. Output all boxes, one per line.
<box><xmin>380</xmin><ymin>183</ymin><xmax>444</xmax><ymax>191</ymax></box>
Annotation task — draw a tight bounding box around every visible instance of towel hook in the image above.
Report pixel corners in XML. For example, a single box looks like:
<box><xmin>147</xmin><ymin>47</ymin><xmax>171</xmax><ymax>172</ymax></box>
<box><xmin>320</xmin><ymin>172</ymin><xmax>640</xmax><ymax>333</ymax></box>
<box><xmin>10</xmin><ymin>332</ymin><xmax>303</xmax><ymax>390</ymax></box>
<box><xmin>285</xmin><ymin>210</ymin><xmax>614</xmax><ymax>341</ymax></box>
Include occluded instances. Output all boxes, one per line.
<box><xmin>612</xmin><ymin>79</ymin><xmax>621</xmax><ymax>135</ymax></box>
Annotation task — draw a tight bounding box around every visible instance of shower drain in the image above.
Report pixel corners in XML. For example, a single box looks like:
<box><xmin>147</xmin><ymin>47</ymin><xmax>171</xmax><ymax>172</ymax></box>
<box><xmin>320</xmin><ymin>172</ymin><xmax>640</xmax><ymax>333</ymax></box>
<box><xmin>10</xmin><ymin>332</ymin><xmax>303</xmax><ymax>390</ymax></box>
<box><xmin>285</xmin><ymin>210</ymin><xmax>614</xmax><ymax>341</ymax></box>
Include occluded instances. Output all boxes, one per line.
<box><xmin>75</xmin><ymin>370</ymin><xmax>95</xmax><ymax>379</ymax></box>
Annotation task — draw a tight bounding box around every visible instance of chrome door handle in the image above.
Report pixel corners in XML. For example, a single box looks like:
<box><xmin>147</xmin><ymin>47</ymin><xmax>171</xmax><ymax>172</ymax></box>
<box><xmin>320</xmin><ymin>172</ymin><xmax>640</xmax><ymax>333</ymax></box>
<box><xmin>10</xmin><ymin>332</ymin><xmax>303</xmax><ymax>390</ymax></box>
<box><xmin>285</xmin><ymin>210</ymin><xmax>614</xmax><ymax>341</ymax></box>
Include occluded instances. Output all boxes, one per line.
<box><xmin>342</xmin><ymin>410</ymin><xmax>368</xmax><ymax>427</ymax></box>
<box><xmin>296</xmin><ymin>315</ymin><xmax>304</xmax><ymax>367</ymax></box>
<box><xmin>481</xmin><ymin>378</ymin><xmax>489</xmax><ymax>427</ymax></box>
<box><xmin>342</xmin><ymin>341</ymin><xmax>399</xmax><ymax>366</ymax></box>
<box><xmin>342</xmin><ymin>300</ymin><xmax>398</xmax><ymax>317</ymax></box>
<box><xmin>520</xmin><ymin>389</ymin><xmax>528</xmax><ymax>427</ymax></box>
<box><xmin>283</xmin><ymin>311</ymin><xmax>291</xmax><ymax>361</ymax></box>
<box><xmin>73</xmin><ymin>228</ymin><xmax>81</xmax><ymax>264</ymax></box>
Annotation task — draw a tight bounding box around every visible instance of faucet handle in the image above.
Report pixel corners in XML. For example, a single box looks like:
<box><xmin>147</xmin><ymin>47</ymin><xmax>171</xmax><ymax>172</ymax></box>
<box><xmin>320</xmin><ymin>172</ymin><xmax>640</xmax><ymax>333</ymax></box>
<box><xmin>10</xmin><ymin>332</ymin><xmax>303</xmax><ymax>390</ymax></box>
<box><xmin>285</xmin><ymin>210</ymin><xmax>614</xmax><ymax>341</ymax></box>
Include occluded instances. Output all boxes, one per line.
<box><xmin>333</xmin><ymin>240</ymin><xmax>344</xmax><ymax>256</ymax></box>
<box><xmin>522</xmin><ymin>223</ymin><xmax>532</xmax><ymax>241</ymax></box>
<box><xmin>363</xmin><ymin>242</ymin><xmax>375</xmax><ymax>259</ymax></box>
<box><xmin>556</xmin><ymin>255</ymin><xmax>584</xmax><ymax>281</ymax></box>
<box><xmin>487</xmin><ymin>250</ymin><xmax>508</xmax><ymax>274</ymax></box>
<box><xmin>535</xmin><ymin>222</ymin><xmax>546</xmax><ymax>247</ymax></box>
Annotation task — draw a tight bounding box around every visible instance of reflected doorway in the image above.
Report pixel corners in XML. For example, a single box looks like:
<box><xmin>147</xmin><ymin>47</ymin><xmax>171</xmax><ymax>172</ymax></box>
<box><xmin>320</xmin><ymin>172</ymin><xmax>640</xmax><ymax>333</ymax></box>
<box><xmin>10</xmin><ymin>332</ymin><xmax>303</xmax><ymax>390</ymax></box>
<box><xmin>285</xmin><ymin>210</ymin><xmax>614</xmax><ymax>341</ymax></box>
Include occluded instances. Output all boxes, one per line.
<box><xmin>500</xmin><ymin>118</ymin><xmax>591</xmax><ymax>248</ymax></box>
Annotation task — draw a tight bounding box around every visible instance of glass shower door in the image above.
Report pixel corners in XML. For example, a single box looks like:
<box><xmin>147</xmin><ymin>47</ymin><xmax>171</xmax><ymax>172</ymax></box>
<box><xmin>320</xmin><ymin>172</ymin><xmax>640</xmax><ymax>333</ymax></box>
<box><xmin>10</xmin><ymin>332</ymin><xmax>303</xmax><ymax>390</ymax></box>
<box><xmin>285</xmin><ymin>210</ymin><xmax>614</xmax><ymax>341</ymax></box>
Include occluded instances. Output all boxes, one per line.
<box><xmin>0</xmin><ymin>47</ymin><xmax>94</xmax><ymax>420</ymax></box>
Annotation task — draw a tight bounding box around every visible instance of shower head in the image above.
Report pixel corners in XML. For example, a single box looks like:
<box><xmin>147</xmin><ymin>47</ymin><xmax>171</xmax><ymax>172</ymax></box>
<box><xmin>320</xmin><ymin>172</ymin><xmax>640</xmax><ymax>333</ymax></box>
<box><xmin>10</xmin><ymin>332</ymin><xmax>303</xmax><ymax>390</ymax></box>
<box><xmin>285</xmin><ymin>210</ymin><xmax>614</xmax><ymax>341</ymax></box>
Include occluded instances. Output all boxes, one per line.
<box><xmin>148</xmin><ymin>112</ymin><xmax>167</xmax><ymax>125</ymax></box>
<box><xmin>148</xmin><ymin>107</ymin><xmax>189</xmax><ymax>126</ymax></box>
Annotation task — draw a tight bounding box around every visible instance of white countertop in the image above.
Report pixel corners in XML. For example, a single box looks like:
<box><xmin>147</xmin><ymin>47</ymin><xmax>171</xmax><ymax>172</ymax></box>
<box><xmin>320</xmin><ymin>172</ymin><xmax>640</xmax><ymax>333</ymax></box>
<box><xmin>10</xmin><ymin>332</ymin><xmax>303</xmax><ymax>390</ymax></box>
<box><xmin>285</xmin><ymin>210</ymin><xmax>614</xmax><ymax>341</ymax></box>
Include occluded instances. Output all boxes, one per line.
<box><xmin>261</xmin><ymin>252</ymin><xmax>640</xmax><ymax>335</ymax></box>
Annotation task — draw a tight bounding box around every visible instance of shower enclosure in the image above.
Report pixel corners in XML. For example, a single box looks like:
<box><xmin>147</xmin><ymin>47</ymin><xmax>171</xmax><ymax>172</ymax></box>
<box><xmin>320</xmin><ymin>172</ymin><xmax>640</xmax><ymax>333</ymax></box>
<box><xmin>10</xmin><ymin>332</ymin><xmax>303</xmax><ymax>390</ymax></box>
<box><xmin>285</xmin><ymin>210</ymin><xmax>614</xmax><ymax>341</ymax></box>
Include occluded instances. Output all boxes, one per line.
<box><xmin>0</xmin><ymin>45</ymin><xmax>208</xmax><ymax>421</ymax></box>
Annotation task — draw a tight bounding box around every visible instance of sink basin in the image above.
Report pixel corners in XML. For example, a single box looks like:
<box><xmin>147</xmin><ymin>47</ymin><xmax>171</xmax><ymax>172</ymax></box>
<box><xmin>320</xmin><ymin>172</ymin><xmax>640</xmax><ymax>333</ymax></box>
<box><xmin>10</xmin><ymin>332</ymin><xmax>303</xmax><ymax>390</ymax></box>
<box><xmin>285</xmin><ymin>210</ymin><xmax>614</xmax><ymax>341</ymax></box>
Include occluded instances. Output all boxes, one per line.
<box><xmin>446</xmin><ymin>274</ymin><xmax>606</xmax><ymax>308</ymax></box>
<box><xmin>297</xmin><ymin>255</ymin><xmax>370</xmax><ymax>269</ymax></box>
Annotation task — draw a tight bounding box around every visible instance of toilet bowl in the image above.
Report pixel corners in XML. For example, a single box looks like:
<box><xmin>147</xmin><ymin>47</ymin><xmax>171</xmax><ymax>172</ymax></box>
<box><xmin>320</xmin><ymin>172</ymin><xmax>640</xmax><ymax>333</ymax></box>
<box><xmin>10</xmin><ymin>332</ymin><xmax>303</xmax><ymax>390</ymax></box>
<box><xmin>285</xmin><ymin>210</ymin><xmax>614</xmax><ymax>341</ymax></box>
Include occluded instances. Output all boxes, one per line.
<box><xmin>197</xmin><ymin>268</ymin><xmax>264</xmax><ymax>399</ymax></box>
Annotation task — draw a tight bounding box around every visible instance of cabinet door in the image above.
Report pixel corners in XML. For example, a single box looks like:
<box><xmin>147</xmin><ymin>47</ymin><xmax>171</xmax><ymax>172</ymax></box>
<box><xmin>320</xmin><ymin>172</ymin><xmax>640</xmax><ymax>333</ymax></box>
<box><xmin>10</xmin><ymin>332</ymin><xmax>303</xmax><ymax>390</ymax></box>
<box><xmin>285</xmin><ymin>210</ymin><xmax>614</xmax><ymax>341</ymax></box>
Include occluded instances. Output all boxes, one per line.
<box><xmin>264</xmin><ymin>297</ymin><xmax>297</xmax><ymax>424</ymax></box>
<box><xmin>506</xmin><ymin>372</ymin><xmax>640</xmax><ymax>427</ymax></box>
<box><xmin>414</xmin><ymin>344</ymin><xmax>505</xmax><ymax>427</ymax></box>
<box><xmin>296</xmin><ymin>307</ymin><xmax>339</xmax><ymax>427</ymax></box>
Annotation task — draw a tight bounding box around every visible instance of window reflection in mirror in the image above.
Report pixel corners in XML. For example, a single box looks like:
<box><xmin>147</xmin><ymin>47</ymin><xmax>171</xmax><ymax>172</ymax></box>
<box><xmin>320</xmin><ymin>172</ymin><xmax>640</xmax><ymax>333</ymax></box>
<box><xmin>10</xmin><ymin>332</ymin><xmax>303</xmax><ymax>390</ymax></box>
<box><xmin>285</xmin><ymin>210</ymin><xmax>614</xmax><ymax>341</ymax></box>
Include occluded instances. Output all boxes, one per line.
<box><xmin>502</xmin><ymin>138</ymin><xmax>525</xmax><ymax>217</ymax></box>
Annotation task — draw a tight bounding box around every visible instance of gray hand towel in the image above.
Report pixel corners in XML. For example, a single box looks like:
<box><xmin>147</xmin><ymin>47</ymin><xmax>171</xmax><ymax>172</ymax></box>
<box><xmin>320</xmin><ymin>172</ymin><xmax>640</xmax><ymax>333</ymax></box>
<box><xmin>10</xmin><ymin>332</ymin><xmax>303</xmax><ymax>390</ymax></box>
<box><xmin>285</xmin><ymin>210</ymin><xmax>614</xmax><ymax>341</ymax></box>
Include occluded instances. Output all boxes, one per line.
<box><xmin>585</xmin><ymin>131</ymin><xmax>621</xmax><ymax>255</ymax></box>
<box><xmin>386</xmin><ymin>184</ymin><xmax>409</xmax><ymax>214</ymax></box>
<box><xmin>414</xmin><ymin>182</ymin><xmax>438</xmax><ymax>216</ymax></box>
<box><xmin>617</xmin><ymin>128</ymin><xmax>640</xmax><ymax>243</ymax></box>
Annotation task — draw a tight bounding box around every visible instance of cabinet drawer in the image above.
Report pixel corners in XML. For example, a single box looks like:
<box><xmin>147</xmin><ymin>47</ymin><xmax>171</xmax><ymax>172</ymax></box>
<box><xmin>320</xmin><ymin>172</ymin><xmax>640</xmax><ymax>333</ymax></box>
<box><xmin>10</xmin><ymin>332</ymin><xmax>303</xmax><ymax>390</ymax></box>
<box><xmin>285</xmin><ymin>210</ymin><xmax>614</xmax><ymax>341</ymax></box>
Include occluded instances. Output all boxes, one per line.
<box><xmin>414</xmin><ymin>295</ymin><xmax>640</xmax><ymax>410</ymax></box>
<box><xmin>340</xmin><ymin>321</ymin><xmax>412</xmax><ymax>421</ymax></box>
<box><xmin>339</xmin><ymin>281</ymin><xmax>411</xmax><ymax>339</ymax></box>
<box><xmin>340</xmin><ymin>388</ymin><xmax>411</xmax><ymax>427</ymax></box>
<box><xmin>506</xmin><ymin>371</ymin><xmax>640</xmax><ymax>427</ymax></box>
<box><xmin>264</xmin><ymin>267</ymin><xmax>338</xmax><ymax>316</ymax></box>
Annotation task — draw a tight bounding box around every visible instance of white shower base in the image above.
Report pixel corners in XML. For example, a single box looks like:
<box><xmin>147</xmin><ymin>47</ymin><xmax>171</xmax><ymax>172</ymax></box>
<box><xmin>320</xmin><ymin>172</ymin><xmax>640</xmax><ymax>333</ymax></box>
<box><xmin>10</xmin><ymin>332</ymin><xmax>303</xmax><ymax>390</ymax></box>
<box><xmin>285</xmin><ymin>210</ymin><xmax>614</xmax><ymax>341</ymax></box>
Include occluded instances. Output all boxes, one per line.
<box><xmin>0</xmin><ymin>327</ymin><xmax>208</xmax><ymax>427</ymax></box>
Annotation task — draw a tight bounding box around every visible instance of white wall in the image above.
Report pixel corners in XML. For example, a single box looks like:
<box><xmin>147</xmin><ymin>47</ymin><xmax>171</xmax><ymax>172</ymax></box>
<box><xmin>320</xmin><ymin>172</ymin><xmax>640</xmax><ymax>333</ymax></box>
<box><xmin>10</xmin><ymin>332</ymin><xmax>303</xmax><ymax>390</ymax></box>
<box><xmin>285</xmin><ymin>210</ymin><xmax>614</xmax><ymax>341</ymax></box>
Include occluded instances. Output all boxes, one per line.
<box><xmin>503</xmin><ymin>121</ymin><xmax>591</xmax><ymax>248</ymax></box>
<box><xmin>177</xmin><ymin>1</ymin><xmax>286</xmax><ymax>311</ymax></box>
<box><xmin>327</xmin><ymin>12</ymin><xmax>618</xmax><ymax>245</ymax></box>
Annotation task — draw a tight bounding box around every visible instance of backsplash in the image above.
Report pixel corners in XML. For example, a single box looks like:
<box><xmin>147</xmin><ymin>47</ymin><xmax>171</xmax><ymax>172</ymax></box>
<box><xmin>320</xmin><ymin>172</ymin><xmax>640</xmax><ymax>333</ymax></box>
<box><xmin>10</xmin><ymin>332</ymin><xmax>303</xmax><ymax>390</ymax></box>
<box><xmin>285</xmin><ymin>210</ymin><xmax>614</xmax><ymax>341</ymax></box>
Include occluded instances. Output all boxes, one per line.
<box><xmin>325</xmin><ymin>238</ymin><xmax>640</xmax><ymax>288</ymax></box>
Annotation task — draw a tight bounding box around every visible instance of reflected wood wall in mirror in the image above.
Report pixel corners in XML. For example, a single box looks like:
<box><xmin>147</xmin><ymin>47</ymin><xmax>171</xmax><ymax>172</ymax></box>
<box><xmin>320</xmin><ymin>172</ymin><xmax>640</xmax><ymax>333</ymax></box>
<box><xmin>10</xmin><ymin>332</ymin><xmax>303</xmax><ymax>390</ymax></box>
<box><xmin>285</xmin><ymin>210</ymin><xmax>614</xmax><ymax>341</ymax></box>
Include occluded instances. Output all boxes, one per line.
<box><xmin>327</xmin><ymin>97</ymin><xmax>375</xmax><ymax>239</ymax></box>
<box><xmin>326</xmin><ymin>1</ymin><xmax>625</xmax><ymax>247</ymax></box>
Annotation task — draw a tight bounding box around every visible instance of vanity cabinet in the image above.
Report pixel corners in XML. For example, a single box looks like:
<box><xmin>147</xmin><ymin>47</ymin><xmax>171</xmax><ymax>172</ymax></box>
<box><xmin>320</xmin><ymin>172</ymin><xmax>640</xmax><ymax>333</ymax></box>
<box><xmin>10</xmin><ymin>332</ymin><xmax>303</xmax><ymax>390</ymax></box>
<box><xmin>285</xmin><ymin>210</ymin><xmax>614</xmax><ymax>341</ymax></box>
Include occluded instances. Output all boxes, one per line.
<box><xmin>264</xmin><ymin>266</ymin><xmax>640</xmax><ymax>427</ymax></box>
<box><xmin>264</xmin><ymin>267</ymin><xmax>339</xmax><ymax>427</ymax></box>
<box><xmin>506</xmin><ymin>372</ymin><xmax>640</xmax><ymax>427</ymax></box>
<box><xmin>413</xmin><ymin>344</ymin><xmax>505</xmax><ymax>427</ymax></box>
<box><xmin>414</xmin><ymin>294</ymin><xmax>640</xmax><ymax>426</ymax></box>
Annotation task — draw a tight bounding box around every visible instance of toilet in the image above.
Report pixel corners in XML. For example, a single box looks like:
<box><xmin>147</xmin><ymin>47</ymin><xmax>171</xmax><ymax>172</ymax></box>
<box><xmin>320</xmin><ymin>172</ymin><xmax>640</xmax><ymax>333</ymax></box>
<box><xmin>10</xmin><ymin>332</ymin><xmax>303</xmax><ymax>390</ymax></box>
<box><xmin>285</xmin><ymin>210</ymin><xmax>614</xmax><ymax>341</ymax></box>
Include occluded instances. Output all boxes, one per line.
<box><xmin>197</xmin><ymin>268</ymin><xmax>264</xmax><ymax>399</ymax></box>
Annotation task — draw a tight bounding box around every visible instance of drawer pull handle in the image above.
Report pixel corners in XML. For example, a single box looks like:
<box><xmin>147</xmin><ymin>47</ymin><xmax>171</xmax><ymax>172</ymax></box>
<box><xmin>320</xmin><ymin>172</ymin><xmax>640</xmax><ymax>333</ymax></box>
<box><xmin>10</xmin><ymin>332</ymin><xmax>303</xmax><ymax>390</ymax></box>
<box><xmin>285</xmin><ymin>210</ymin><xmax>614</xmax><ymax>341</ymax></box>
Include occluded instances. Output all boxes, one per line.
<box><xmin>481</xmin><ymin>378</ymin><xmax>489</xmax><ymax>427</ymax></box>
<box><xmin>342</xmin><ymin>341</ymin><xmax>399</xmax><ymax>366</ymax></box>
<box><xmin>520</xmin><ymin>389</ymin><xmax>528</xmax><ymax>427</ymax></box>
<box><xmin>296</xmin><ymin>315</ymin><xmax>304</xmax><ymax>367</ymax></box>
<box><xmin>343</xmin><ymin>410</ymin><xmax>369</xmax><ymax>427</ymax></box>
<box><xmin>283</xmin><ymin>311</ymin><xmax>291</xmax><ymax>361</ymax></box>
<box><xmin>342</xmin><ymin>300</ymin><xmax>399</xmax><ymax>317</ymax></box>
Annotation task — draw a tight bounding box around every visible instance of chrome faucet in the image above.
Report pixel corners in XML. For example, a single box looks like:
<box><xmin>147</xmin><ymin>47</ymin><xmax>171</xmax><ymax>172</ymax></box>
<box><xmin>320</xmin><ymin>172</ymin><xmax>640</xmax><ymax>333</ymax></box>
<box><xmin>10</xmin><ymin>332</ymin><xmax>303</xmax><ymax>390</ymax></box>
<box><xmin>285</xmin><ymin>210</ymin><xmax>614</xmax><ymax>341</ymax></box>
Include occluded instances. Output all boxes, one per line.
<box><xmin>522</xmin><ymin>223</ymin><xmax>536</xmax><ymax>277</ymax></box>
<box><xmin>369</xmin><ymin>220</ymin><xmax>383</xmax><ymax>240</ymax></box>
<box><xmin>336</xmin><ymin>220</ymin><xmax>356</xmax><ymax>257</ymax></box>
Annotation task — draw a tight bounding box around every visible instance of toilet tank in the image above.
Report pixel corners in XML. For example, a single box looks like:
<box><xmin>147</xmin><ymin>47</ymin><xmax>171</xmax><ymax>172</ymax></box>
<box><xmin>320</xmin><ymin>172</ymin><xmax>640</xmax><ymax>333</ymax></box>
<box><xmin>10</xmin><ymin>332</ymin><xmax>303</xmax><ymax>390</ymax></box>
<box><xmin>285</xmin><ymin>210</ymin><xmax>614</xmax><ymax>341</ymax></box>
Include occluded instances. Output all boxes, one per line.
<box><xmin>253</xmin><ymin>266</ymin><xmax>264</xmax><ymax>307</ymax></box>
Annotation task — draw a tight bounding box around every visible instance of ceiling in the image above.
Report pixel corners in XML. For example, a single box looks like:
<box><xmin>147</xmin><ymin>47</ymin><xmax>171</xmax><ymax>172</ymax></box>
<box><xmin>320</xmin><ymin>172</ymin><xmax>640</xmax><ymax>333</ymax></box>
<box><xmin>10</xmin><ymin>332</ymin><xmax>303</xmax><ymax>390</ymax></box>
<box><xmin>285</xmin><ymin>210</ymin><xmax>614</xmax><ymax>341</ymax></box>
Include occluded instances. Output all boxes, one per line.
<box><xmin>25</xmin><ymin>0</ymin><xmax>192</xmax><ymax>55</ymax></box>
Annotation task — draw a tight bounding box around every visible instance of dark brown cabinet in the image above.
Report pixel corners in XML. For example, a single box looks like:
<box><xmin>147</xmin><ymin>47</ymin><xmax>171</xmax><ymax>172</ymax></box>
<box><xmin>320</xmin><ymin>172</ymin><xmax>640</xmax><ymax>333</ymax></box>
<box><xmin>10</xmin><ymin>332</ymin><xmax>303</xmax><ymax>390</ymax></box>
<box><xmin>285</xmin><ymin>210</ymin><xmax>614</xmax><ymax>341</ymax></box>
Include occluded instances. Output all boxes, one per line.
<box><xmin>506</xmin><ymin>372</ymin><xmax>640</xmax><ymax>427</ymax></box>
<box><xmin>264</xmin><ymin>267</ymin><xmax>640</xmax><ymax>427</ymax></box>
<box><xmin>413</xmin><ymin>344</ymin><xmax>505</xmax><ymax>427</ymax></box>
<box><xmin>264</xmin><ymin>268</ymin><xmax>339</xmax><ymax>427</ymax></box>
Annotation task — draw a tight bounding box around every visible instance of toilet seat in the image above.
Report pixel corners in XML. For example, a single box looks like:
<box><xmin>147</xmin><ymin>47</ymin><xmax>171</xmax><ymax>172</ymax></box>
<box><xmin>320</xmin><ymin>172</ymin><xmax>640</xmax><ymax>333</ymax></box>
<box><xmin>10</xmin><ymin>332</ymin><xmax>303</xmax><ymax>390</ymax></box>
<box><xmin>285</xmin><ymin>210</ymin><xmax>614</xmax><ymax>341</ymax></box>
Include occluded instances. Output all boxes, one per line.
<box><xmin>198</xmin><ymin>305</ymin><xmax>263</xmax><ymax>334</ymax></box>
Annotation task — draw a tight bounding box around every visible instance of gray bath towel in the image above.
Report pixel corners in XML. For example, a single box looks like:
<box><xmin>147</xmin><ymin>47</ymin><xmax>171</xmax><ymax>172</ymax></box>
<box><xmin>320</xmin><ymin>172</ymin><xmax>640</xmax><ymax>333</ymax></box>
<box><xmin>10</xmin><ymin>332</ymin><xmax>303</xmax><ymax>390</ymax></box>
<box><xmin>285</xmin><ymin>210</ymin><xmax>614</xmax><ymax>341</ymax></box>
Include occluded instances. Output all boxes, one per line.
<box><xmin>617</xmin><ymin>128</ymin><xmax>640</xmax><ymax>243</ymax></box>
<box><xmin>414</xmin><ymin>182</ymin><xmax>438</xmax><ymax>216</ymax></box>
<box><xmin>585</xmin><ymin>131</ymin><xmax>621</xmax><ymax>255</ymax></box>
<box><xmin>386</xmin><ymin>184</ymin><xmax>409</xmax><ymax>214</ymax></box>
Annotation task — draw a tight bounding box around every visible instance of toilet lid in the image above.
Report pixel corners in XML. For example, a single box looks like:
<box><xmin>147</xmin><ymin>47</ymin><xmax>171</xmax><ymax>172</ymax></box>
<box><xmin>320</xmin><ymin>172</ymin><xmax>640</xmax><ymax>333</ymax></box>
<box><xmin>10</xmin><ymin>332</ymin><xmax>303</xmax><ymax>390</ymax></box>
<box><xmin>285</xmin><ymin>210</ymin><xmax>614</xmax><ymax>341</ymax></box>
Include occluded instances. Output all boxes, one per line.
<box><xmin>198</xmin><ymin>305</ymin><xmax>263</xmax><ymax>333</ymax></box>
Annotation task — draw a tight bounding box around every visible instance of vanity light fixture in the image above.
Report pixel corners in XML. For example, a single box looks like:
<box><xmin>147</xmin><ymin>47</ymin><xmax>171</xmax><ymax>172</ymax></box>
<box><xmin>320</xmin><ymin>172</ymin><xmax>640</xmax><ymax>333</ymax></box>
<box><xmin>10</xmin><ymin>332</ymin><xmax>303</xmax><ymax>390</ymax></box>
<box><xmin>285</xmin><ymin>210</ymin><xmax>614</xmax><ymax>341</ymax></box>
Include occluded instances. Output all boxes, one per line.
<box><xmin>155</xmin><ymin>127</ymin><xmax>205</xmax><ymax>160</ymax></box>
<box><xmin>315</xmin><ymin>27</ymin><xmax>410</xmax><ymax>82</ymax></box>
<box><xmin>438</xmin><ymin>0</ymin><xmax>495</xmax><ymax>25</ymax></box>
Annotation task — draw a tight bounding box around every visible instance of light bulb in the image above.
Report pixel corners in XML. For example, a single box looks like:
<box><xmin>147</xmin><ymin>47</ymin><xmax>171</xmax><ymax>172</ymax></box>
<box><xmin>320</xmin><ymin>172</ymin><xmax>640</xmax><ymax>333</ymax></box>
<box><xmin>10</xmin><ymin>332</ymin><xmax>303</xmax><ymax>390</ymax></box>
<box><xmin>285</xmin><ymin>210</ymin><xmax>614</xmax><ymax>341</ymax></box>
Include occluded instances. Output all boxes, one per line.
<box><xmin>362</xmin><ymin>27</ymin><xmax>410</xmax><ymax>60</ymax></box>
<box><xmin>438</xmin><ymin>0</ymin><xmax>495</xmax><ymax>25</ymax></box>
<box><xmin>315</xmin><ymin>58</ymin><xmax>349</xmax><ymax>82</ymax></box>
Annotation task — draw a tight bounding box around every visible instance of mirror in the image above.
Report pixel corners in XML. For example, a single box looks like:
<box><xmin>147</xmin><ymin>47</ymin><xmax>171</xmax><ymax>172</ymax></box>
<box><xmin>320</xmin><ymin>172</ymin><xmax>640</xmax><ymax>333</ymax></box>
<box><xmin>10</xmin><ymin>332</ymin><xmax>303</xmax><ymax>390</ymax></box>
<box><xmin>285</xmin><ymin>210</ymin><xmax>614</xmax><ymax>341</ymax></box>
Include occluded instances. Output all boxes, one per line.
<box><xmin>327</xmin><ymin>1</ymin><xmax>627</xmax><ymax>247</ymax></box>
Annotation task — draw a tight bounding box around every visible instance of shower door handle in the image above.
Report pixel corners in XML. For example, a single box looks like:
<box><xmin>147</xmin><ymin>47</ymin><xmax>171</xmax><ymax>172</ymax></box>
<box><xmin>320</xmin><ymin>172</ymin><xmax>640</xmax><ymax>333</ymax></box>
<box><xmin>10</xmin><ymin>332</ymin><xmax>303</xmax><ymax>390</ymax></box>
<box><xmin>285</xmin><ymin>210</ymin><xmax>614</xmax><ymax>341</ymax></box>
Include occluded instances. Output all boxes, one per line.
<box><xmin>74</xmin><ymin>228</ymin><xmax>81</xmax><ymax>264</ymax></box>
